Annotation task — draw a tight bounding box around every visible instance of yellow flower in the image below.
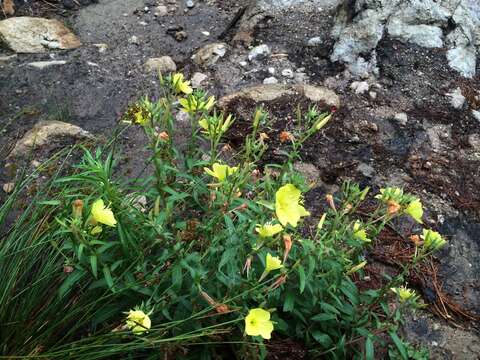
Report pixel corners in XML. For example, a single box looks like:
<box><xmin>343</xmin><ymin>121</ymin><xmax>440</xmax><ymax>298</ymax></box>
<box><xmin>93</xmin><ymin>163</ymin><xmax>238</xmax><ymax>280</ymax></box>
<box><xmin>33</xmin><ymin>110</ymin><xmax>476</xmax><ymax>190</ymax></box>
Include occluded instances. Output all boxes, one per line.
<box><xmin>256</xmin><ymin>223</ymin><xmax>283</xmax><ymax>237</ymax></box>
<box><xmin>245</xmin><ymin>308</ymin><xmax>274</xmax><ymax>340</ymax></box>
<box><xmin>353</xmin><ymin>221</ymin><xmax>370</xmax><ymax>242</ymax></box>
<box><xmin>275</xmin><ymin>184</ymin><xmax>310</xmax><ymax>227</ymax></box>
<box><xmin>405</xmin><ymin>199</ymin><xmax>423</xmax><ymax>224</ymax></box>
<box><xmin>421</xmin><ymin>229</ymin><xmax>446</xmax><ymax>251</ymax></box>
<box><xmin>91</xmin><ymin>199</ymin><xmax>117</xmax><ymax>227</ymax></box>
<box><xmin>126</xmin><ymin>310</ymin><xmax>151</xmax><ymax>335</ymax></box>
<box><xmin>204</xmin><ymin>163</ymin><xmax>238</xmax><ymax>182</ymax></box>
<box><xmin>172</xmin><ymin>73</ymin><xmax>192</xmax><ymax>94</ymax></box>
<box><xmin>265</xmin><ymin>253</ymin><xmax>283</xmax><ymax>272</ymax></box>
<box><xmin>391</xmin><ymin>286</ymin><xmax>416</xmax><ymax>303</ymax></box>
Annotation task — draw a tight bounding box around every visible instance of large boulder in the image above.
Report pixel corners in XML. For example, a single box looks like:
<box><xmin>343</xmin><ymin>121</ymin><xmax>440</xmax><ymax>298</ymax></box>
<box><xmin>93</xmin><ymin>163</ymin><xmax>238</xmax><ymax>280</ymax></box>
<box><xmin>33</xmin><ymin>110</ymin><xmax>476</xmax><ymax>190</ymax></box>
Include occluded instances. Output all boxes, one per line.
<box><xmin>0</xmin><ymin>17</ymin><xmax>81</xmax><ymax>53</ymax></box>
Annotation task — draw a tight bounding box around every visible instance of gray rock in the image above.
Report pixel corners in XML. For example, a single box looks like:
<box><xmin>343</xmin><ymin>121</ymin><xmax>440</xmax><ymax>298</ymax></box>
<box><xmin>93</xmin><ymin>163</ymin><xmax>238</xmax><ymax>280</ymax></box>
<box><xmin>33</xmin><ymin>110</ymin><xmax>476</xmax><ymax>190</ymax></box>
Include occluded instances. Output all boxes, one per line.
<box><xmin>467</xmin><ymin>134</ymin><xmax>480</xmax><ymax>151</ymax></box>
<box><xmin>219</xmin><ymin>84</ymin><xmax>340</xmax><ymax>109</ymax></box>
<box><xmin>263</xmin><ymin>76</ymin><xmax>278</xmax><ymax>85</ymax></box>
<box><xmin>191</xmin><ymin>72</ymin><xmax>208</xmax><ymax>88</ymax></box>
<box><xmin>192</xmin><ymin>42</ymin><xmax>227</xmax><ymax>66</ymax></box>
<box><xmin>357</xmin><ymin>163</ymin><xmax>375</xmax><ymax>178</ymax></box>
<box><xmin>447</xmin><ymin>87</ymin><xmax>466</xmax><ymax>109</ymax></box>
<box><xmin>9</xmin><ymin>120</ymin><xmax>93</xmax><ymax>157</ymax></box>
<box><xmin>186</xmin><ymin>0</ymin><xmax>194</xmax><ymax>8</ymax></box>
<box><xmin>387</xmin><ymin>19</ymin><xmax>443</xmax><ymax>48</ymax></box>
<box><xmin>248</xmin><ymin>44</ymin><xmax>271</xmax><ymax>61</ymax></box>
<box><xmin>281</xmin><ymin>69</ymin><xmax>294</xmax><ymax>78</ymax></box>
<box><xmin>446</xmin><ymin>46</ymin><xmax>477</xmax><ymax>78</ymax></box>
<box><xmin>472</xmin><ymin>110</ymin><xmax>480</xmax><ymax>122</ymax></box>
<box><xmin>350</xmin><ymin>81</ymin><xmax>369</xmax><ymax>94</ymax></box>
<box><xmin>294</xmin><ymin>162</ymin><xmax>321</xmax><ymax>187</ymax></box>
<box><xmin>394</xmin><ymin>112</ymin><xmax>408</xmax><ymax>126</ymax></box>
<box><xmin>129</xmin><ymin>35</ymin><xmax>139</xmax><ymax>45</ymax></box>
<box><xmin>144</xmin><ymin>56</ymin><xmax>177</xmax><ymax>73</ymax></box>
<box><xmin>0</xmin><ymin>16</ymin><xmax>81</xmax><ymax>53</ymax></box>
<box><xmin>154</xmin><ymin>5</ymin><xmax>168</xmax><ymax>16</ymax></box>
<box><xmin>307</xmin><ymin>36</ymin><xmax>322</xmax><ymax>46</ymax></box>
<box><xmin>27</xmin><ymin>60</ymin><xmax>67</xmax><ymax>69</ymax></box>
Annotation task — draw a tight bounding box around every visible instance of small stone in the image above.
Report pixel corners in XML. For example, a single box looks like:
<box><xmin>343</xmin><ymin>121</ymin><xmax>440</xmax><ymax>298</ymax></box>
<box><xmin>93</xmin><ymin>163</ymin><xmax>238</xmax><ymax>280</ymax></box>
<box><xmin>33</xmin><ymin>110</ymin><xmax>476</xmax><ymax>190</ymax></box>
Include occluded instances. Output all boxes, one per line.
<box><xmin>155</xmin><ymin>5</ymin><xmax>168</xmax><ymax>16</ymax></box>
<box><xmin>432</xmin><ymin>323</ymin><xmax>441</xmax><ymax>331</ymax></box>
<box><xmin>369</xmin><ymin>91</ymin><xmax>377</xmax><ymax>100</ymax></box>
<box><xmin>350</xmin><ymin>81</ymin><xmax>369</xmax><ymax>94</ymax></box>
<box><xmin>268</xmin><ymin>67</ymin><xmax>275</xmax><ymax>75</ymax></box>
<box><xmin>394</xmin><ymin>112</ymin><xmax>408</xmax><ymax>126</ymax></box>
<box><xmin>201</xmin><ymin>31</ymin><xmax>210</xmax><ymax>36</ymax></box>
<box><xmin>263</xmin><ymin>77</ymin><xmax>278</xmax><ymax>85</ymax></box>
<box><xmin>239</xmin><ymin>60</ymin><xmax>248</xmax><ymax>67</ymax></box>
<box><xmin>27</xmin><ymin>60</ymin><xmax>67</xmax><ymax>69</ymax></box>
<box><xmin>281</xmin><ymin>69</ymin><xmax>294</xmax><ymax>78</ymax></box>
<box><xmin>357</xmin><ymin>163</ymin><xmax>375</xmax><ymax>178</ymax></box>
<box><xmin>186</xmin><ymin>0</ymin><xmax>194</xmax><ymax>8</ymax></box>
<box><xmin>447</xmin><ymin>87</ymin><xmax>465</xmax><ymax>110</ymax></box>
<box><xmin>175</xmin><ymin>30</ymin><xmax>187</xmax><ymax>41</ymax></box>
<box><xmin>93</xmin><ymin>43</ymin><xmax>108</xmax><ymax>53</ymax></box>
<box><xmin>471</xmin><ymin>110</ymin><xmax>480</xmax><ymax>122</ymax></box>
<box><xmin>293</xmin><ymin>162</ymin><xmax>320</xmax><ymax>187</ymax></box>
<box><xmin>307</xmin><ymin>36</ymin><xmax>322</xmax><ymax>46</ymax></box>
<box><xmin>144</xmin><ymin>56</ymin><xmax>177</xmax><ymax>73</ymax></box>
<box><xmin>467</xmin><ymin>134</ymin><xmax>480</xmax><ymax>151</ymax></box>
<box><xmin>192</xmin><ymin>42</ymin><xmax>227</xmax><ymax>66</ymax></box>
<box><xmin>63</xmin><ymin>0</ymin><xmax>75</xmax><ymax>9</ymax></box>
<box><xmin>248</xmin><ymin>44</ymin><xmax>270</xmax><ymax>61</ymax></box>
<box><xmin>191</xmin><ymin>72</ymin><xmax>208</xmax><ymax>88</ymax></box>
<box><xmin>129</xmin><ymin>35</ymin><xmax>139</xmax><ymax>45</ymax></box>
<box><xmin>2</xmin><ymin>183</ymin><xmax>14</xmax><ymax>193</ymax></box>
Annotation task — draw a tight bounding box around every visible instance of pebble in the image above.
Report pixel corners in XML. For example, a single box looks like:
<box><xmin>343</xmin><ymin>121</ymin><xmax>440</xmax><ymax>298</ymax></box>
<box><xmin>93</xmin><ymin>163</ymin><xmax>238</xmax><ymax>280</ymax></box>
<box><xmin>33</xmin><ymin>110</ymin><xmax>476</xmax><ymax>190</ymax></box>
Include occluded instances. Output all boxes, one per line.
<box><xmin>145</xmin><ymin>56</ymin><xmax>177</xmax><ymax>74</ymax></box>
<box><xmin>447</xmin><ymin>87</ymin><xmax>465</xmax><ymax>109</ymax></box>
<box><xmin>186</xmin><ymin>0</ymin><xmax>194</xmax><ymax>8</ymax></box>
<box><xmin>394</xmin><ymin>112</ymin><xmax>408</xmax><ymax>126</ymax></box>
<box><xmin>154</xmin><ymin>5</ymin><xmax>168</xmax><ymax>16</ymax></box>
<box><xmin>369</xmin><ymin>91</ymin><xmax>377</xmax><ymax>100</ymax></box>
<box><xmin>129</xmin><ymin>35</ymin><xmax>139</xmax><ymax>45</ymax></box>
<box><xmin>63</xmin><ymin>0</ymin><xmax>75</xmax><ymax>9</ymax></box>
<box><xmin>239</xmin><ymin>60</ymin><xmax>248</xmax><ymax>67</ymax></box>
<box><xmin>263</xmin><ymin>77</ymin><xmax>278</xmax><ymax>85</ymax></box>
<box><xmin>281</xmin><ymin>69</ymin><xmax>294</xmax><ymax>78</ymax></box>
<box><xmin>248</xmin><ymin>44</ymin><xmax>270</xmax><ymax>61</ymax></box>
<box><xmin>2</xmin><ymin>182</ymin><xmax>14</xmax><ymax>193</ymax></box>
<box><xmin>191</xmin><ymin>72</ymin><xmax>208</xmax><ymax>88</ymax></box>
<box><xmin>350</xmin><ymin>81</ymin><xmax>369</xmax><ymax>94</ymax></box>
<box><xmin>201</xmin><ymin>31</ymin><xmax>210</xmax><ymax>36</ymax></box>
<box><xmin>307</xmin><ymin>36</ymin><xmax>322</xmax><ymax>46</ymax></box>
<box><xmin>27</xmin><ymin>60</ymin><xmax>67</xmax><ymax>69</ymax></box>
<box><xmin>472</xmin><ymin>109</ymin><xmax>480</xmax><ymax>122</ymax></box>
<box><xmin>93</xmin><ymin>43</ymin><xmax>108</xmax><ymax>53</ymax></box>
<box><xmin>467</xmin><ymin>134</ymin><xmax>480</xmax><ymax>151</ymax></box>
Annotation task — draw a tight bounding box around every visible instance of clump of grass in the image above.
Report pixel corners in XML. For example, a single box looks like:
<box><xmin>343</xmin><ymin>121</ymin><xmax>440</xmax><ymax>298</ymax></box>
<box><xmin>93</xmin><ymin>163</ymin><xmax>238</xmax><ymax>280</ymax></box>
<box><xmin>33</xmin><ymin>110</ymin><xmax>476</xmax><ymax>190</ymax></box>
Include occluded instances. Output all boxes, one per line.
<box><xmin>0</xmin><ymin>74</ymin><xmax>444</xmax><ymax>359</ymax></box>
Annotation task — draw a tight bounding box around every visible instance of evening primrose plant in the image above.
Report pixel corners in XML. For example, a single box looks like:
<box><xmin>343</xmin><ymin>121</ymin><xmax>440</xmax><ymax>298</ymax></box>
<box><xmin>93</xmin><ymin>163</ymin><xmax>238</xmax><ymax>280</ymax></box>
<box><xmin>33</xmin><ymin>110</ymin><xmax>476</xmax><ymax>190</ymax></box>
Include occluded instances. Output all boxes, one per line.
<box><xmin>0</xmin><ymin>73</ymin><xmax>447</xmax><ymax>359</ymax></box>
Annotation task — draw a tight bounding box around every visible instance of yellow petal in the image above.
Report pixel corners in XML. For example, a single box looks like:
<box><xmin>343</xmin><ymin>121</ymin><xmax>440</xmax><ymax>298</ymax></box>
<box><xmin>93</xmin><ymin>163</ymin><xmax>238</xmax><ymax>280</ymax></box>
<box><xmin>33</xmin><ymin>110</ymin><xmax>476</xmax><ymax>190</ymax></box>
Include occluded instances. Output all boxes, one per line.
<box><xmin>256</xmin><ymin>223</ymin><xmax>283</xmax><ymax>237</ymax></box>
<box><xmin>265</xmin><ymin>253</ymin><xmax>283</xmax><ymax>272</ymax></box>
<box><xmin>275</xmin><ymin>184</ymin><xmax>310</xmax><ymax>227</ymax></box>
<box><xmin>405</xmin><ymin>199</ymin><xmax>423</xmax><ymax>224</ymax></box>
<box><xmin>91</xmin><ymin>199</ymin><xmax>117</xmax><ymax>227</ymax></box>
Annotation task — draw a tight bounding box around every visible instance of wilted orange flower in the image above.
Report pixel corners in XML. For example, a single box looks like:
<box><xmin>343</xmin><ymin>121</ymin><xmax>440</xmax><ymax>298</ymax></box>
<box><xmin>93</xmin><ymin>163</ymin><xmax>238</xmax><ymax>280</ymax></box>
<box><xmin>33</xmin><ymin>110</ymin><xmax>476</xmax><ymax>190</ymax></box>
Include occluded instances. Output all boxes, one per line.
<box><xmin>158</xmin><ymin>131</ymin><xmax>169</xmax><ymax>141</ymax></box>
<box><xmin>326</xmin><ymin>194</ymin><xmax>336</xmax><ymax>212</ymax></box>
<box><xmin>279</xmin><ymin>131</ymin><xmax>293</xmax><ymax>143</ymax></box>
<box><xmin>410</xmin><ymin>234</ymin><xmax>422</xmax><ymax>246</ymax></box>
<box><xmin>269</xmin><ymin>274</ymin><xmax>287</xmax><ymax>290</ymax></box>
<box><xmin>243</xmin><ymin>256</ymin><xmax>252</xmax><ymax>275</ymax></box>
<box><xmin>259</xmin><ymin>132</ymin><xmax>269</xmax><ymax>141</ymax></box>
<box><xmin>387</xmin><ymin>200</ymin><xmax>401</xmax><ymax>215</ymax></box>
<box><xmin>72</xmin><ymin>199</ymin><xmax>84</xmax><ymax>219</ymax></box>
<box><xmin>283</xmin><ymin>234</ymin><xmax>292</xmax><ymax>263</ymax></box>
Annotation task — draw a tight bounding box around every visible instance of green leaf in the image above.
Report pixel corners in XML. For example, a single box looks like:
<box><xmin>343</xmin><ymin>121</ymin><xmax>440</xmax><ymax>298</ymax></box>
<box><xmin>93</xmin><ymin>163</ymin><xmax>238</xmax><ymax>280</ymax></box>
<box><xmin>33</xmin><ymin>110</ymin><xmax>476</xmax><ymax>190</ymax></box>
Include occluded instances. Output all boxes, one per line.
<box><xmin>103</xmin><ymin>265</ymin><xmax>114</xmax><ymax>290</ymax></box>
<box><xmin>90</xmin><ymin>255</ymin><xmax>98</xmax><ymax>278</ymax></box>
<box><xmin>38</xmin><ymin>200</ymin><xmax>61</xmax><ymax>206</ymax></box>
<box><xmin>311</xmin><ymin>331</ymin><xmax>332</xmax><ymax>348</ymax></box>
<box><xmin>311</xmin><ymin>313</ymin><xmax>337</xmax><ymax>322</ymax></box>
<box><xmin>283</xmin><ymin>291</ymin><xmax>295</xmax><ymax>312</ymax></box>
<box><xmin>389</xmin><ymin>330</ymin><xmax>407</xmax><ymax>360</ymax></box>
<box><xmin>58</xmin><ymin>270</ymin><xmax>84</xmax><ymax>298</ymax></box>
<box><xmin>320</xmin><ymin>302</ymin><xmax>340</xmax><ymax>315</ymax></box>
<box><xmin>256</xmin><ymin>200</ymin><xmax>274</xmax><ymax>210</ymax></box>
<box><xmin>365</xmin><ymin>337</ymin><xmax>374</xmax><ymax>360</ymax></box>
<box><xmin>298</xmin><ymin>265</ymin><xmax>306</xmax><ymax>294</ymax></box>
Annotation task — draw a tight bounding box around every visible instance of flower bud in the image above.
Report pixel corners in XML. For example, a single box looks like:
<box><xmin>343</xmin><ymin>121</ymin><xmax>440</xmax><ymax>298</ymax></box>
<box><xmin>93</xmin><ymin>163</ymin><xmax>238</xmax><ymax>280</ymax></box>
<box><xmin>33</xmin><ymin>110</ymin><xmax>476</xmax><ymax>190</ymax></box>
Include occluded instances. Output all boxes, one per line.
<box><xmin>326</xmin><ymin>194</ymin><xmax>336</xmax><ymax>212</ymax></box>
<box><xmin>72</xmin><ymin>199</ymin><xmax>84</xmax><ymax>220</ymax></box>
<box><xmin>387</xmin><ymin>200</ymin><xmax>401</xmax><ymax>215</ymax></box>
<box><xmin>158</xmin><ymin>131</ymin><xmax>169</xmax><ymax>141</ymax></box>
<box><xmin>283</xmin><ymin>234</ymin><xmax>292</xmax><ymax>263</ymax></box>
